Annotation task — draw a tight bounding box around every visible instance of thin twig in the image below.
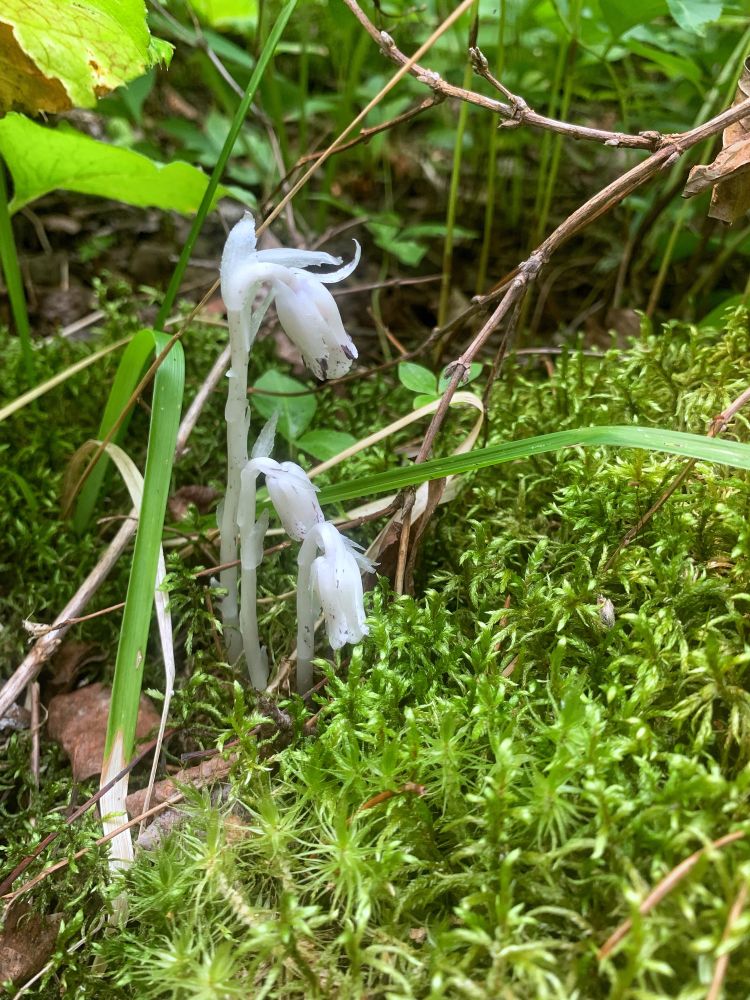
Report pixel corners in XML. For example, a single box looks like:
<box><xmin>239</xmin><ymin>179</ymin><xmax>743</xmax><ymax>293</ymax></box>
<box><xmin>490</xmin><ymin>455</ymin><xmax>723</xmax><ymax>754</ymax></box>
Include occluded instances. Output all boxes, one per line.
<box><xmin>706</xmin><ymin>881</ymin><xmax>749</xmax><ymax>1000</ymax></box>
<box><xmin>597</xmin><ymin>830</ymin><xmax>745</xmax><ymax>960</ymax></box>
<box><xmin>344</xmin><ymin>0</ymin><xmax>663</xmax><ymax>150</ymax></box>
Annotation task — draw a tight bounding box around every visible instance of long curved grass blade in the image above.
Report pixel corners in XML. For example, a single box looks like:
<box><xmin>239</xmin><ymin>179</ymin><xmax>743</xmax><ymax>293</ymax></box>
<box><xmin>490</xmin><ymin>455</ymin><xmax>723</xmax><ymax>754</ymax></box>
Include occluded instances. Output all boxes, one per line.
<box><xmin>317</xmin><ymin>425</ymin><xmax>750</xmax><ymax>505</ymax></box>
<box><xmin>100</xmin><ymin>330</ymin><xmax>183</xmax><ymax>867</ymax></box>
<box><xmin>82</xmin><ymin>440</ymin><xmax>175</xmax><ymax>868</ymax></box>
<box><xmin>72</xmin><ymin>328</ymin><xmax>159</xmax><ymax>532</ymax></box>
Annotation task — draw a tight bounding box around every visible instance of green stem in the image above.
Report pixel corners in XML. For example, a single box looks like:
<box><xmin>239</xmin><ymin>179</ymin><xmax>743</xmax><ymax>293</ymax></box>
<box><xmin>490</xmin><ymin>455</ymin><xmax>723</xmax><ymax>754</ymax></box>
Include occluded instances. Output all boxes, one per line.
<box><xmin>476</xmin><ymin>0</ymin><xmax>506</xmax><ymax>293</ymax></box>
<box><xmin>155</xmin><ymin>0</ymin><xmax>299</xmax><ymax>331</ymax></box>
<box><xmin>0</xmin><ymin>159</ymin><xmax>34</xmax><ymax>378</ymax></box>
<box><xmin>438</xmin><ymin>26</ymin><xmax>477</xmax><ymax>327</ymax></box>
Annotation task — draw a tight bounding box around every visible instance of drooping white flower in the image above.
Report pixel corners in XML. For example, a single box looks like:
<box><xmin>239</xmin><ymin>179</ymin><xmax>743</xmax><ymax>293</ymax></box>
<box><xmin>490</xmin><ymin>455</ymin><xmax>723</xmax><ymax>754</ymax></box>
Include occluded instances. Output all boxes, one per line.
<box><xmin>251</xmin><ymin>457</ymin><xmax>324</xmax><ymax>541</ymax></box>
<box><xmin>298</xmin><ymin>521</ymin><xmax>372</xmax><ymax>651</ymax></box>
<box><xmin>220</xmin><ymin>212</ymin><xmax>361</xmax><ymax>379</ymax></box>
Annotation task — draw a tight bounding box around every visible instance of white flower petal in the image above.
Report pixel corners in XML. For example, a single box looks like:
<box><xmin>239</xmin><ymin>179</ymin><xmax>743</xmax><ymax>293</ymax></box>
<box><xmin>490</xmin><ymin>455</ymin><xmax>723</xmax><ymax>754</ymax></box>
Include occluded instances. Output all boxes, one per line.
<box><xmin>303</xmin><ymin>522</ymin><xmax>369</xmax><ymax>649</ymax></box>
<box><xmin>305</xmin><ymin>240</ymin><xmax>361</xmax><ymax>284</ymax></box>
<box><xmin>255</xmin><ymin>247</ymin><xmax>343</xmax><ymax>270</ymax></box>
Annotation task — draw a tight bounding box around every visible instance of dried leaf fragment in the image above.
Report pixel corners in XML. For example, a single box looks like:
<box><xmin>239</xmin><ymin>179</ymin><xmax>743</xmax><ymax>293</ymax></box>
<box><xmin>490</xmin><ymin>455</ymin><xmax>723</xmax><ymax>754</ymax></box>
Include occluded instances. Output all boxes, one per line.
<box><xmin>0</xmin><ymin>902</ymin><xmax>61</xmax><ymax>986</ymax></box>
<box><xmin>684</xmin><ymin>59</ymin><xmax>750</xmax><ymax>224</ymax></box>
<box><xmin>48</xmin><ymin>682</ymin><xmax>160</xmax><ymax>781</ymax></box>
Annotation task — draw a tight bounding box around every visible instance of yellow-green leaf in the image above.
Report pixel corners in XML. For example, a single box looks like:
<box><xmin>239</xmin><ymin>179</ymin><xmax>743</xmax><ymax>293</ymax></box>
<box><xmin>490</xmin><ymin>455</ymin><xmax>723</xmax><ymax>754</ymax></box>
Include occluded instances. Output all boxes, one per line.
<box><xmin>0</xmin><ymin>0</ymin><xmax>172</xmax><ymax>114</ymax></box>
<box><xmin>0</xmin><ymin>113</ymin><xmax>221</xmax><ymax>214</ymax></box>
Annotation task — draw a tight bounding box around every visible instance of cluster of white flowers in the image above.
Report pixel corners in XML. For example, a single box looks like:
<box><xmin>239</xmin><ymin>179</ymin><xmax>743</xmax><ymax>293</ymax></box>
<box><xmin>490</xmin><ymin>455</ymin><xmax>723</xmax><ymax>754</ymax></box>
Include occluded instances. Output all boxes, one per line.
<box><xmin>219</xmin><ymin>214</ymin><xmax>370</xmax><ymax>693</ymax></box>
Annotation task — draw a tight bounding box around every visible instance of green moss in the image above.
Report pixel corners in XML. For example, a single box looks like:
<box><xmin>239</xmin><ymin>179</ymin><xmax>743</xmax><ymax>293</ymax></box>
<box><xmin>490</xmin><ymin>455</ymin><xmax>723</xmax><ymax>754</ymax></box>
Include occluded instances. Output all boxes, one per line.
<box><xmin>5</xmin><ymin>313</ymin><xmax>750</xmax><ymax>997</ymax></box>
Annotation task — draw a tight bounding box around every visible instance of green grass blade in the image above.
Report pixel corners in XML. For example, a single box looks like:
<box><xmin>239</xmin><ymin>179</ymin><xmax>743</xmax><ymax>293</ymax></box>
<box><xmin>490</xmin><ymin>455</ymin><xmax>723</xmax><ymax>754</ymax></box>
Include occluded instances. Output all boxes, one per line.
<box><xmin>155</xmin><ymin>0</ymin><xmax>299</xmax><ymax>329</ymax></box>
<box><xmin>76</xmin><ymin>0</ymin><xmax>300</xmax><ymax>534</ymax></box>
<box><xmin>0</xmin><ymin>159</ymin><xmax>34</xmax><ymax>379</ymax></box>
<box><xmin>317</xmin><ymin>425</ymin><xmax>750</xmax><ymax>505</ymax></box>
<box><xmin>72</xmin><ymin>328</ymin><xmax>160</xmax><ymax>532</ymax></box>
<box><xmin>101</xmin><ymin>330</ymin><xmax>184</xmax><ymax>780</ymax></box>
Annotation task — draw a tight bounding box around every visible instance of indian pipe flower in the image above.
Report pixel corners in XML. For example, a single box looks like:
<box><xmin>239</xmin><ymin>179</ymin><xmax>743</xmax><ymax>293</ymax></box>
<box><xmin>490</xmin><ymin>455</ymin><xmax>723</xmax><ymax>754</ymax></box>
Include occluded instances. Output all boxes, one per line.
<box><xmin>220</xmin><ymin>212</ymin><xmax>361</xmax><ymax>379</ymax></box>
<box><xmin>250</xmin><ymin>457</ymin><xmax>324</xmax><ymax>541</ymax></box>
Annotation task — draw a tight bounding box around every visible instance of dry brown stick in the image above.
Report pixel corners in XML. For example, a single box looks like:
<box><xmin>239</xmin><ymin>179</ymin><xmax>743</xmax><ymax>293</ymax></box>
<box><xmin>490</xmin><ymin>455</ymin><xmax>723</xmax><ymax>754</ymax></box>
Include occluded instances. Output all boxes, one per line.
<box><xmin>597</xmin><ymin>830</ymin><xmax>745</xmax><ymax>960</ymax></box>
<box><xmin>602</xmin><ymin>385</ymin><xmax>750</xmax><ymax>574</ymax></box>
<box><xmin>293</xmin><ymin>94</ymin><xmax>444</xmax><ymax>168</ymax></box>
<box><xmin>0</xmin><ymin>517</ymin><xmax>137</xmax><ymax>720</ymax></box>
<box><xmin>344</xmin><ymin>0</ymin><xmax>661</xmax><ymax>150</ymax></box>
<box><xmin>392</xmin><ymin>94</ymin><xmax>750</xmax><ymax>493</ymax></box>
<box><xmin>706</xmin><ymin>881</ymin><xmax>749</xmax><ymax>1000</ymax></box>
<box><xmin>175</xmin><ymin>343</ymin><xmax>230</xmax><ymax>458</ymax></box>
<box><xmin>2</xmin><ymin>790</ymin><xmax>188</xmax><ymax>904</ymax></box>
<box><xmin>0</xmin><ymin>344</ymin><xmax>237</xmax><ymax>719</ymax></box>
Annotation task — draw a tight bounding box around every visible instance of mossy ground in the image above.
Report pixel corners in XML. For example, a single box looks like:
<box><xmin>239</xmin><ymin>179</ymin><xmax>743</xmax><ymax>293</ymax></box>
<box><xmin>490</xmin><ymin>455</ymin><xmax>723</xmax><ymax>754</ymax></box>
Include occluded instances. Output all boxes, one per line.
<box><xmin>3</xmin><ymin>309</ymin><xmax>750</xmax><ymax>998</ymax></box>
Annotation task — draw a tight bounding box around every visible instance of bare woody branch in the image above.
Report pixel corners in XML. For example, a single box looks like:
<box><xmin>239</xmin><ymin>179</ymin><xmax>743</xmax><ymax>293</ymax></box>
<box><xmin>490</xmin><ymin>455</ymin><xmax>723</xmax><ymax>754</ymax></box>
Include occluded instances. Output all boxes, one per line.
<box><xmin>343</xmin><ymin>0</ymin><xmax>664</xmax><ymax>150</ymax></box>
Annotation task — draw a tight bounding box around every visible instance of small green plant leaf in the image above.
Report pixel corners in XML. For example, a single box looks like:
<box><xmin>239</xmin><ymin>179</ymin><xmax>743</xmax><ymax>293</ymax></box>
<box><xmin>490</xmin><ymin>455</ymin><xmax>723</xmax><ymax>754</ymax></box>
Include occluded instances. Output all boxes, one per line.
<box><xmin>413</xmin><ymin>393</ymin><xmax>439</xmax><ymax>409</ymax></box>
<box><xmin>0</xmin><ymin>114</ymin><xmax>222</xmax><ymax>214</ymax></box>
<box><xmin>602</xmin><ymin>0</ymin><xmax>668</xmax><ymax>35</ymax></box>
<box><xmin>252</xmin><ymin>370</ymin><xmax>316</xmax><ymax>442</ymax></box>
<box><xmin>0</xmin><ymin>0</ymin><xmax>172</xmax><ymax>114</ymax></box>
<box><xmin>297</xmin><ymin>429</ymin><xmax>357</xmax><ymax>461</ymax></box>
<box><xmin>398</xmin><ymin>362</ymin><xmax>438</xmax><ymax>395</ymax></box>
<box><xmin>666</xmin><ymin>0</ymin><xmax>723</xmax><ymax>33</ymax></box>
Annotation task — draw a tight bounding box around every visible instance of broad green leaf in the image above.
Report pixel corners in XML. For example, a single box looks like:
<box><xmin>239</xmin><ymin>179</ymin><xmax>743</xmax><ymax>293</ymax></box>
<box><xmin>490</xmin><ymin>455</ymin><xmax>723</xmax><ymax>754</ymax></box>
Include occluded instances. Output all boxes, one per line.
<box><xmin>252</xmin><ymin>370</ymin><xmax>317</xmax><ymax>442</ymax></box>
<box><xmin>667</xmin><ymin>0</ymin><xmax>723</xmax><ymax>32</ymax></box>
<box><xmin>398</xmin><ymin>362</ymin><xmax>438</xmax><ymax>395</ymax></box>
<box><xmin>187</xmin><ymin>0</ymin><xmax>259</xmax><ymax>27</ymax></box>
<box><xmin>602</xmin><ymin>0</ymin><xmax>668</xmax><ymax>36</ymax></box>
<box><xmin>0</xmin><ymin>0</ymin><xmax>172</xmax><ymax>114</ymax></box>
<box><xmin>624</xmin><ymin>39</ymin><xmax>702</xmax><ymax>84</ymax></box>
<box><xmin>413</xmin><ymin>393</ymin><xmax>439</xmax><ymax>409</ymax></box>
<box><xmin>0</xmin><ymin>114</ymin><xmax>222</xmax><ymax>214</ymax></box>
<box><xmin>297</xmin><ymin>429</ymin><xmax>358</xmax><ymax>461</ymax></box>
<box><xmin>698</xmin><ymin>295</ymin><xmax>744</xmax><ymax>330</ymax></box>
<box><xmin>367</xmin><ymin>222</ymin><xmax>429</xmax><ymax>267</ymax></box>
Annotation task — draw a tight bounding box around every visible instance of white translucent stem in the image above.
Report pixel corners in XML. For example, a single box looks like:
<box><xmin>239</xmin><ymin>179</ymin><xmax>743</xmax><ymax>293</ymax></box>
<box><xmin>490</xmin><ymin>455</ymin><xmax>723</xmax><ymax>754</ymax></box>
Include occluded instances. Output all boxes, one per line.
<box><xmin>238</xmin><ymin>464</ymin><xmax>269</xmax><ymax>689</ymax></box>
<box><xmin>219</xmin><ymin>290</ymin><xmax>270</xmax><ymax>663</ymax></box>
<box><xmin>296</xmin><ymin>540</ymin><xmax>319</xmax><ymax>694</ymax></box>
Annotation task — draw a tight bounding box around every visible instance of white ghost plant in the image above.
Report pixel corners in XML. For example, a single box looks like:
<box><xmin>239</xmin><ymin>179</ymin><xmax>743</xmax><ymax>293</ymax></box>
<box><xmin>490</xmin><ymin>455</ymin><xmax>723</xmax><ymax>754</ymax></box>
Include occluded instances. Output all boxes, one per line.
<box><xmin>219</xmin><ymin>213</ymin><xmax>363</xmax><ymax>685</ymax></box>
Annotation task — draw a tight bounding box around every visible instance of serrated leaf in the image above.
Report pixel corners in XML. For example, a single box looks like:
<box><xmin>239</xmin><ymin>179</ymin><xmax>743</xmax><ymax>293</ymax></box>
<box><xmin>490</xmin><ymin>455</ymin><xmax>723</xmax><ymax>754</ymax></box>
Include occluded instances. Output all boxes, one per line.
<box><xmin>252</xmin><ymin>370</ymin><xmax>317</xmax><ymax>443</ymax></box>
<box><xmin>0</xmin><ymin>114</ymin><xmax>223</xmax><ymax>214</ymax></box>
<box><xmin>0</xmin><ymin>0</ymin><xmax>172</xmax><ymax>114</ymax></box>
<box><xmin>398</xmin><ymin>362</ymin><xmax>438</xmax><ymax>395</ymax></box>
<box><xmin>297</xmin><ymin>429</ymin><xmax>357</xmax><ymax>461</ymax></box>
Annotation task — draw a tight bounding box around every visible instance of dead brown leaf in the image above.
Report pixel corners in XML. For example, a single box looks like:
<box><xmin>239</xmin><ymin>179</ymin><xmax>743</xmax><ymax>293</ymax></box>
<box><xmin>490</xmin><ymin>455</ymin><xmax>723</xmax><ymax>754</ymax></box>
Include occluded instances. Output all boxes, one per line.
<box><xmin>167</xmin><ymin>484</ymin><xmax>221</xmax><ymax>521</ymax></box>
<box><xmin>126</xmin><ymin>753</ymin><xmax>236</xmax><ymax>818</ymax></box>
<box><xmin>47</xmin><ymin>683</ymin><xmax>160</xmax><ymax>781</ymax></box>
<box><xmin>684</xmin><ymin>59</ymin><xmax>750</xmax><ymax>223</ymax></box>
<box><xmin>0</xmin><ymin>23</ymin><xmax>70</xmax><ymax>114</ymax></box>
<box><xmin>0</xmin><ymin>901</ymin><xmax>61</xmax><ymax>986</ymax></box>
<box><xmin>44</xmin><ymin>640</ymin><xmax>101</xmax><ymax>699</ymax></box>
